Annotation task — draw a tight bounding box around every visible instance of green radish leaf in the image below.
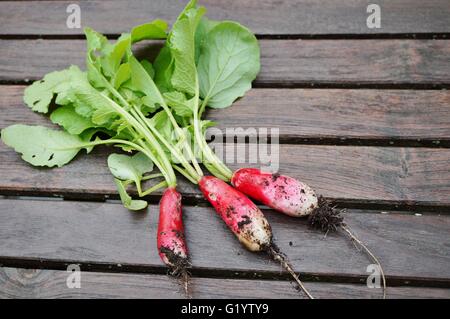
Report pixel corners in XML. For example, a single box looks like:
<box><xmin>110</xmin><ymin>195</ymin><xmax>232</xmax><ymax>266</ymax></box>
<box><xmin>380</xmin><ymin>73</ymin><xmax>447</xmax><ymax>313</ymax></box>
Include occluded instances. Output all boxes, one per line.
<box><xmin>163</xmin><ymin>91</ymin><xmax>194</xmax><ymax>117</ymax></box>
<box><xmin>129</xmin><ymin>55</ymin><xmax>166</xmax><ymax>116</ymax></box>
<box><xmin>101</xmin><ymin>33</ymin><xmax>131</xmax><ymax>78</ymax></box>
<box><xmin>84</xmin><ymin>28</ymin><xmax>110</xmax><ymax>89</ymax></box>
<box><xmin>153</xmin><ymin>46</ymin><xmax>174</xmax><ymax>93</ymax></box>
<box><xmin>140</xmin><ymin>96</ymin><xmax>160</xmax><ymax>113</ymax></box>
<box><xmin>197</xmin><ymin>21</ymin><xmax>260</xmax><ymax>108</ymax></box>
<box><xmin>148</xmin><ymin>111</ymin><xmax>173</xmax><ymax>140</ymax></box>
<box><xmin>107</xmin><ymin>152</ymin><xmax>154</xmax><ymax>185</ymax></box>
<box><xmin>1</xmin><ymin>125</ymin><xmax>89</xmax><ymax>167</ymax></box>
<box><xmin>23</xmin><ymin>65</ymin><xmax>85</xmax><ymax>113</ymax></box>
<box><xmin>195</xmin><ymin>17</ymin><xmax>219</xmax><ymax>63</ymax></box>
<box><xmin>168</xmin><ymin>1</ymin><xmax>205</xmax><ymax>96</ymax></box>
<box><xmin>119</xmin><ymin>86</ymin><xmax>142</xmax><ymax>104</ymax></box>
<box><xmin>113</xmin><ymin>63</ymin><xmax>131</xmax><ymax>89</ymax></box>
<box><xmin>129</xmin><ymin>55</ymin><xmax>163</xmax><ymax>102</ymax></box>
<box><xmin>50</xmin><ymin>105</ymin><xmax>97</xmax><ymax>135</ymax></box>
<box><xmin>147</xmin><ymin>111</ymin><xmax>177</xmax><ymax>159</ymax></box>
<box><xmin>73</xmin><ymin>86</ymin><xmax>122</xmax><ymax>126</ymax></box>
<box><xmin>140</xmin><ymin>59</ymin><xmax>155</xmax><ymax>79</ymax></box>
<box><xmin>84</xmin><ymin>27</ymin><xmax>109</xmax><ymax>52</ymax></box>
<box><xmin>131</xmin><ymin>19</ymin><xmax>168</xmax><ymax>43</ymax></box>
<box><xmin>114</xmin><ymin>178</ymin><xmax>148</xmax><ymax>211</ymax></box>
<box><xmin>86</xmin><ymin>56</ymin><xmax>107</xmax><ymax>89</ymax></box>
<box><xmin>79</xmin><ymin>128</ymin><xmax>103</xmax><ymax>154</ymax></box>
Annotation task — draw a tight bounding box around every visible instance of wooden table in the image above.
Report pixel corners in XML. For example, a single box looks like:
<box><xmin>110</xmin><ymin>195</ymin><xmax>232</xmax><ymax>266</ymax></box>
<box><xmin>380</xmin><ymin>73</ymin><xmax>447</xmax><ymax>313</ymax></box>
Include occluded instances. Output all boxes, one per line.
<box><xmin>0</xmin><ymin>0</ymin><xmax>449</xmax><ymax>299</ymax></box>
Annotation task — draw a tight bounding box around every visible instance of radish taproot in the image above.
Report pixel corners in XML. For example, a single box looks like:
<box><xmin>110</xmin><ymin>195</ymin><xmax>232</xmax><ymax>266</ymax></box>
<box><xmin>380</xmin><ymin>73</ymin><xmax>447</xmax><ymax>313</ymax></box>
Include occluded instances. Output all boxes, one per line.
<box><xmin>158</xmin><ymin>187</ymin><xmax>189</xmax><ymax>268</ymax></box>
<box><xmin>199</xmin><ymin>175</ymin><xmax>314</xmax><ymax>299</ymax></box>
<box><xmin>231</xmin><ymin>168</ymin><xmax>318</xmax><ymax>217</ymax></box>
<box><xmin>157</xmin><ymin>187</ymin><xmax>190</xmax><ymax>295</ymax></box>
<box><xmin>199</xmin><ymin>176</ymin><xmax>272</xmax><ymax>251</ymax></box>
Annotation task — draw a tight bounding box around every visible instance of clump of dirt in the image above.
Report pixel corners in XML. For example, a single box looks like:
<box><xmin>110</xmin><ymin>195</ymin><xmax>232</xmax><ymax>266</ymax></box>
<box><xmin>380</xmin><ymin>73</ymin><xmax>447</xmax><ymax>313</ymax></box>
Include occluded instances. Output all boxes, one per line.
<box><xmin>159</xmin><ymin>246</ymin><xmax>191</xmax><ymax>298</ymax></box>
<box><xmin>237</xmin><ymin>215</ymin><xmax>251</xmax><ymax>229</ymax></box>
<box><xmin>308</xmin><ymin>196</ymin><xmax>345</xmax><ymax>233</ymax></box>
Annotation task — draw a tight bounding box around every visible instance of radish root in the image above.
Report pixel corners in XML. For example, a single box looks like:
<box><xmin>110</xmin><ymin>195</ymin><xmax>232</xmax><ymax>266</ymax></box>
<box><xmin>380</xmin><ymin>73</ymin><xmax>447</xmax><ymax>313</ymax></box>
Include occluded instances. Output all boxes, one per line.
<box><xmin>308</xmin><ymin>196</ymin><xmax>387</xmax><ymax>299</ymax></box>
<box><xmin>341</xmin><ymin>225</ymin><xmax>386</xmax><ymax>299</ymax></box>
<box><xmin>170</xmin><ymin>262</ymin><xmax>192</xmax><ymax>299</ymax></box>
<box><xmin>267</xmin><ymin>245</ymin><xmax>314</xmax><ymax>299</ymax></box>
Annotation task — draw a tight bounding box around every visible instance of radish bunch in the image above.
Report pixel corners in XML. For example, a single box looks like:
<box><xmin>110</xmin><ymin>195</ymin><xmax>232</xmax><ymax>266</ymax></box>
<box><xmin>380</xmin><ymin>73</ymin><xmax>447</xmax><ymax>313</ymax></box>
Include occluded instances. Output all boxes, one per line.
<box><xmin>0</xmin><ymin>0</ymin><xmax>385</xmax><ymax>299</ymax></box>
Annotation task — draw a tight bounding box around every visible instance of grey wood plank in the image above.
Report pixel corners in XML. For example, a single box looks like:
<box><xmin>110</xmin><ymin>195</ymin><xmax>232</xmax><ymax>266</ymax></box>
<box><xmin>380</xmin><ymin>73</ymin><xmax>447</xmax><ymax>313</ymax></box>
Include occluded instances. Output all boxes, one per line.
<box><xmin>0</xmin><ymin>0</ymin><xmax>449</xmax><ymax>36</ymax></box>
<box><xmin>0</xmin><ymin>199</ymin><xmax>449</xmax><ymax>281</ymax></box>
<box><xmin>1</xmin><ymin>40</ymin><xmax>450</xmax><ymax>85</ymax></box>
<box><xmin>1</xmin><ymin>267</ymin><xmax>449</xmax><ymax>299</ymax></box>
<box><xmin>2</xmin><ymin>86</ymin><xmax>450</xmax><ymax>141</ymax></box>
<box><xmin>1</xmin><ymin>129</ymin><xmax>449</xmax><ymax>206</ymax></box>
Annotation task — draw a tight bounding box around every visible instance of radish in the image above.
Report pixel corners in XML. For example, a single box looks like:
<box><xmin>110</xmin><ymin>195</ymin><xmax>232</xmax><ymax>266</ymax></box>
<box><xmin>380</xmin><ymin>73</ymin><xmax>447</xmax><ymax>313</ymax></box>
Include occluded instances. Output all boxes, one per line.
<box><xmin>199</xmin><ymin>176</ymin><xmax>272</xmax><ymax>251</ymax></box>
<box><xmin>231</xmin><ymin>168</ymin><xmax>387</xmax><ymax>298</ymax></box>
<box><xmin>158</xmin><ymin>187</ymin><xmax>189</xmax><ymax>268</ymax></box>
<box><xmin>157</xmin><ymin>187</ymin><xmax>190</xmax><ymax>295</ymax></box>
<box><xmin>199</xmin><ymin>175</ymin><xmax>314</xmax><ymax>299</ymax></box>
<box><xmin>231</xmin><ymin>168</ymin><xmax>319</xmax><ymax>217</ymax></box>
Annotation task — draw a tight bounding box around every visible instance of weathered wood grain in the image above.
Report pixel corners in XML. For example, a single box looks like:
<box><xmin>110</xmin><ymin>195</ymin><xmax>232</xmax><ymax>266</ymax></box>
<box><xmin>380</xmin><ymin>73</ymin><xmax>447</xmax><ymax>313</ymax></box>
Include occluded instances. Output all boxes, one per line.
<box><xmin>0</xmin><ymin>0</ymin><xmax>449</xmax><ymax>36</ymax></box>
<box><xmin>0</xmin><ymin>199</ymin><xmax>449</xmax><ymax>282</ymax></box>
<box><xmin>0</xmin><ymin>126</ymin><xmax>449</xmax><ymax>206</ymax></box>
<box><xmin>1</xmin><ymin>267</ymin><xmax>449</xmax><ymax>299</ymax></box>
<box><xmin>1</xmin><ymin>40</ymin><xmax>450</xmax><ymax>85</ymax></box>
<box><xmin>2</xmin><ymin>86</ymin><xmax>449</xmax><ymax>142</ymax></box>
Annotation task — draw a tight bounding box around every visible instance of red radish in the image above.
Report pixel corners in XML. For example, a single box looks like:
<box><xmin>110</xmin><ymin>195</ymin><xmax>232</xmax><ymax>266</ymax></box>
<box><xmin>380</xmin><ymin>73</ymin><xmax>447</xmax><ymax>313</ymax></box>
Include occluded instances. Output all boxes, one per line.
<box><xmin>198</xmin><ymin>175</ymin><xmax>314</xmax><ymax>299</ymax></box>
<box><xmin>157</xmin><ymin>187</ymin><xmax>190</xmax><ymax>295</ymax></box>
<box><xmin>199</xmin><ymin>176</ymin><xmax>272</xmax><ymax>251</ymax></box>
<box><xmin>232</xmin><ymin>168</ymin><xmax>318</xmax><ymax>217</ymax></box>
<box><xmin>158</xmin><ymin>187</ymin><xmax>188</xmax><ymax>267</ymax></box>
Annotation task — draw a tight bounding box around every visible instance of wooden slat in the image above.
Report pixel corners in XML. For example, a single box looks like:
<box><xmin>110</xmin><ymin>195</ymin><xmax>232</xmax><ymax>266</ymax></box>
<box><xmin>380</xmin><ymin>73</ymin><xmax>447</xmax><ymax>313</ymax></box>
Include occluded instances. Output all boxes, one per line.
<box><xmin>0</xmin><ymin>199</ymin><xmax>449</xmax><ymax>283</ymax></box>
<box><xmin>0</xmin><ymin>0</ymin><xmax>449</xmax><ymax>36</ymax></box>
<box><xmin>2</xmin><ymin>86</ymin><xmax>449</xmax><ymax>142</ymax></box>
<box><xmin>1</xmin><ymin>39</ymin><xmax>450</xmax><ymax>85</ymax></box>
<box><xmin>0</xmin><ymin>128</ymin><xmax>449</xmax><ymax>206</ymax></box>
<box><xmin>1</xmin><ymin>267</ymin><xmax>449</xmax><ymax>299</ymax></box>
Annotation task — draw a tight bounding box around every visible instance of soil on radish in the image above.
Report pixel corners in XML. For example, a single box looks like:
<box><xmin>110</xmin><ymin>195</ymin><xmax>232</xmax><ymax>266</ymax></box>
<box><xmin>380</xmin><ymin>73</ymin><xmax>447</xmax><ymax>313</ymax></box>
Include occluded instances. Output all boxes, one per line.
<box><xmin>159</xmin><ymin>246</ymin><xmax>191</xmax><ymax>297</ymax></box>
<box><xmin>308</xmin><ymin>196</ymin><xmax>345</xmax><ymax>232</ymax></box>
<box><xmin>159</xmin><ymin>246</ymin><xmax>190</xmax><ymax>272</ymax></box>
<box><xmin>237</xmin><ymin>215</ymin><xmax>252</xmax><ymax>229</ymax></box>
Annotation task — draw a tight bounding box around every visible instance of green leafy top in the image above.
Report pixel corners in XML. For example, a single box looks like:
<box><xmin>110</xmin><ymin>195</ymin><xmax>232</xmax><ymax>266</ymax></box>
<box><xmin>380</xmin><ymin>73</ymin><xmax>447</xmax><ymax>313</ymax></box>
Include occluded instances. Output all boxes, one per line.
<box><xmin>2</xmin><ymin>19</ymin><xmax>178</xmax><ymax>209</ymax></box>
<box><xmin>152</xmin><ymin>0</ymin><xmax>260</xmax><ymax>180</ymax></box>
<box><xmin>1</xmin><ymin>124</ymin><xmax>91</xmax><ymax>167</ymax></box>
<box><xmin>1</xmin><ymin>0</ymin><xmax>261</xmax><ymax>210</ymax></box>
<box><xmin>197</xmin><ymin>21</ymin><xmax>260</xmax><ymax>108</ymax></box>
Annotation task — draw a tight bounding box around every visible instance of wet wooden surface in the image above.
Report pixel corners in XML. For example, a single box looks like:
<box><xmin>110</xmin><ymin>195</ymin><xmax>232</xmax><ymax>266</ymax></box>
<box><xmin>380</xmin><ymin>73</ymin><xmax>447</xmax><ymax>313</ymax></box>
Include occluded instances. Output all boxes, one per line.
<box><xmin>0</xmin><ymin>0</ymin><xmax>449</xmax><ymax>299</ymax></box>
<box><xmin>1</xmin><ymin>39</ymin><xmax>450</xmax><ymax>86</ymax></box>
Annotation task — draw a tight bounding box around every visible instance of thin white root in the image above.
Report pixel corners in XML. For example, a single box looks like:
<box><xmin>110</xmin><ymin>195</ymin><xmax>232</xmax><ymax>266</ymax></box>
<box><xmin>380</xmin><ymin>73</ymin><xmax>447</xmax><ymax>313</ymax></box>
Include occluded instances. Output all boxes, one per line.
<box><xmin>341</xmin><ymin>225</ymin><xmax>387</xmax><ymax>299</ymax></box>
<box><xmin>171</xmin><ymin>265</ymin><xmax>192</xmax><ymax>299</ymax></box>
<box><xmin>181</xmin><ymin>270</ymin><xmax>191</xmax><ymax>299</ymax></box>
<box><xmin>268</xmin><ymin>246</ymin><xmax>314</xmax><ymax>299</ymax></box>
